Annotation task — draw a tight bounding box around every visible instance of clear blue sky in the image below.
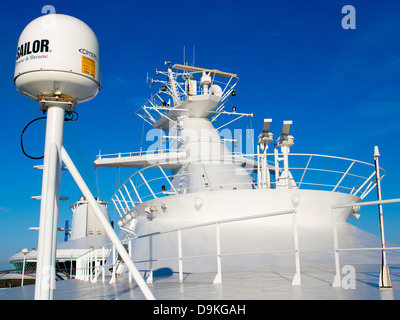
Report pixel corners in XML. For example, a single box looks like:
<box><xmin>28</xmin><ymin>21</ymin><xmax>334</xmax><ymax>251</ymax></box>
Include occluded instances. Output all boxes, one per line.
<box><xmin>1</xmin><ymin>0</ymin><xmax>400</xmax><ymax>270</ymax></box>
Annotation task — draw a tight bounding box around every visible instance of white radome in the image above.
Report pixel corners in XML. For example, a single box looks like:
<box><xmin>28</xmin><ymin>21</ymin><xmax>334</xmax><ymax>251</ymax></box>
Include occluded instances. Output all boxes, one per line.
<box><xmin>14</xmin><ymin>14</ymin><xmax>101</xmax><ymax>103</ymax></box>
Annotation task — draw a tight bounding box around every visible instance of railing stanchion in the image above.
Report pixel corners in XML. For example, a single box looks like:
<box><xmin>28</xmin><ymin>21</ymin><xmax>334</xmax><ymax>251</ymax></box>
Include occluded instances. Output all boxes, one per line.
<box><xmin>292</xmin><ymin>210</ymin><xmax>301</xmax><ymax>285</ymax></box>
<box><xmin>178</xmin><ymin>229</ymin><xmax>183</xmax><ymax>283</ymax></box>
<box><xmin>213</xmin><ymin>222</ymin><xmax>222</xmax><ymax>284</ymax></box>
<box><xmin>331</xmin><ymin>207</ymin><xmax>342</xmax><ymax>287</ymax></box>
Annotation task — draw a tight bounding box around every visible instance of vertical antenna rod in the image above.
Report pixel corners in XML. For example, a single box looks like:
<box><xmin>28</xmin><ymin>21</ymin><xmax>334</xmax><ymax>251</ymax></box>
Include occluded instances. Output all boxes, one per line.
<box><xmin>374</xmin><ymin>146</ymin><xmax>392</xmax><ymax>289</ymax></box>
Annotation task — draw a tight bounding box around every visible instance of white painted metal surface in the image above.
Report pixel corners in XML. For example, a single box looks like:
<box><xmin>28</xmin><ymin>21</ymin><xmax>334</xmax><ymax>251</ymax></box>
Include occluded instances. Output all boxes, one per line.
<box><xmin>61</xmin><ymin>147</ymin><xmax>155</xmax><ymax>300</ymax></box>
<box><xmin>97</xmin><ymin>63</ymin><xmax>400</xmax><ymax>301</ymax></box>
<box><xmin>14</xmin><ymin>14</ymin><xmax>100</xmax><ymax>103</ymax></box>
<box><xmin>34</xmin><ymin>103</ymin><xmax>65</xmax><ymax>300</ymax></box>
<box><xmin>8</xmin><ymin>34</ymin><xmax>400</xmax><ymax>300</ymax></box>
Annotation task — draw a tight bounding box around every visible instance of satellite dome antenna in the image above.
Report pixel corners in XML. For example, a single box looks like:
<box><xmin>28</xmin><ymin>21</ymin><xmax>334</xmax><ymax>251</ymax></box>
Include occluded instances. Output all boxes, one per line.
<box><xmin>14</xmin><ymin>13</ymin><xmax>155</xmax><ymax>301</ymax></box>
<box><xmin>14</xmin><ymin>12</ymin><xmax>101</xmax><ymax>300</ymax></box>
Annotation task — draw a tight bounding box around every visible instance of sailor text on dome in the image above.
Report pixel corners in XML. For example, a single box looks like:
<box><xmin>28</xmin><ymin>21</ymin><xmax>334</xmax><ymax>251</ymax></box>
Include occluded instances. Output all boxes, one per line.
<box><xmin>16</xmin><ymin>39</ymin><xmax>50</xmax><ymax>61</ymax></box>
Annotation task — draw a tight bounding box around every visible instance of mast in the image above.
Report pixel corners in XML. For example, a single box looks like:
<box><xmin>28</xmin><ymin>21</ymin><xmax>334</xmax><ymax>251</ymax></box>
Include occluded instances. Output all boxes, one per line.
<box><xmin>167</xmin><ymin>65</ymin><xmax>181</xmax><ymax>107</ymax></box>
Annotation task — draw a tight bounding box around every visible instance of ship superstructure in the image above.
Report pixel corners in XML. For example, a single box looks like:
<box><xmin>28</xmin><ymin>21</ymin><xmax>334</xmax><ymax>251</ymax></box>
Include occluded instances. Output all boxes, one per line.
<box><xmin>8</xmin><ymin>197</ymin><xmax>111</xmax><ymax>279</ymax></box>
<box><xmin>3</xmin><ymin>9</ymin><xmax>400</xmax><ymax>300</ymax></box>
<box><xmin>4</xmin><ymin>59</ymin><xmax>400</xmax><ymax>300</ymax></box>
<box><xmin>92</xmin><ymin>63</ymin><xmax>393</xmax><ymax>285</ymax></box>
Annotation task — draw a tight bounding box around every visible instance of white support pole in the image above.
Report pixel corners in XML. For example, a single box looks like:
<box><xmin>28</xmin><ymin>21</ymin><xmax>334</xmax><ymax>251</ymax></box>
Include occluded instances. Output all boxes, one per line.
<box><xmin>374</xmin><ymin>146</ymin><xmax>392</xmax><ymax>289</ymax></box>
<box><xmin>89</xmin><ymin>250</ymin><xmax>93</xmax><ymax>281</ymax></box>
<box><xmin>158</xmin><ymin>165</ymin><xmax>177</xmax><ymax>193</ymax></box>
<box><xmin>332</xmin><ymin>161</ymin><xmax>355</xmax><ymax>192</ymax></box>
<box><xmin>291</xmin><ymin>210</ymin><xmax>301</xmax><ymax>286</ymax></box>
<box><xmin>331</xmin><ymin>208</ymin><xmax>341</xmax><ymax>288</ymax></box>
<box><xmin>178</xmin><ymin>229</ymin><xmax>183</xmax><ymax>283</ymax></box>
<box><xmin>274</xmin><ymin>148</ymin><xmax>280</xmax><ymax>186</ymax></box>
<box><xmin>21</xmin><ymin>254</ymin><xmax>27</xmax><ymax>287</ymax></box>
<box><xmin>84</xmin><ymin>255</ymin><xmax>89</xmax><ymax>282</ymax></box>
<box><xmin>110</xmin><ymin>244</ymin><xmax>116</xmax><ymax>284</ymax></box>
<box><xmin>35</xmin><ymin>104</ymin><xmax>66</xmax><ymax>300</ymax></box>
<box><xmin>76</xmin><ymin>258</ymin><xmax>80</xmax><ymax>280</ymax></box>
<box><xmin>102</xmin><ymin>246</ymin><xmax>105</xmax><ymax>283</ymax></box>
<box><xmin>61</xmin><ymin>146</ymin><xmax>156</xmax><ymax>300</ymax></box>
<box><xmin>146</xmin><ymin>236</ymin><xmax>153</xmax><ymax>284</ymax></box>
<box><xmin>282</xmin><ymin>146</ymin><xmax>290</xmax><ymax>189</ymax></box>
<box><xmin>262</xmin><ymin>148</ymin><xmax>267</xmax><ymax>189</ymax></box>
<box><xmin>213</xmin><ymin>223</ymin><xmax>222</xmax><ymax>284</ymax></box>
<box><xmin>257</xmin><ymin>145</ymin><xmax>261</xmax><ymax>189</ymax></box>
<box><xmin>92</xmin><ymin>250</ymin><xmax>98</xmax><ymax>283</ymax></box>
<box><xmin>129</xmin><ymin>179</ymin><xmax>142</xmax><ymax>203</ymax></box>
<box><xmin>128</xmin><ymin>239</ymin><xmax>132</xmax><ymax>283</ymax></box>
<box><xmin>138</xmin><ymin>171</ymin><xmax>157</xmax><ymax>199</ymax></box>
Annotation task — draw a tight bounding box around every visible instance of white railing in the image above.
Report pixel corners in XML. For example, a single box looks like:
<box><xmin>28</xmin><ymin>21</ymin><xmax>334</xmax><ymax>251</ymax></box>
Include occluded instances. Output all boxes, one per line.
<box><xmin>75</xmin><ymin>209</ymin><xmax>301</xmax><ymax>286</ymax></box>
<box><xmin>95</xmin><ymin>148</ymin><xmax>181</xmax><ymax>161</ymax></box>
<box><xmin>111</xmin><ymin>152</ymin><xmax>382</xmax><ymax>217</ymax></box>
<box><xmin>134</xmin><ymin>68</ymin><xmax>239</xmax><ymax>127</ymax></box>
<box><xmin>75</xmin><ymin>247</ymin><xmax>111</xmax><ymax>283</ymax></box>
<box><xmin>75</xmin><ymin>199</ymin><xmax>400</xmax><ymax>290</ymax></box>
<box><xmin>331</xmin><ymin>198</ymin><xmax>400</xmax><ymax>288</ymax></box>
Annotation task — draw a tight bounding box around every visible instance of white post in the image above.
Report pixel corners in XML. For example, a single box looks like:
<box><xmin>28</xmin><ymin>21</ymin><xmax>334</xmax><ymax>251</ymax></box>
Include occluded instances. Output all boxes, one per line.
<box><xmin>21</xmin><ymin>249</ymin><xmax>29</xmax><ymax>287</ymax></box>
<box><xmin>70</xmin><ymin>250</ymin><xmax>73</xmax><ymax>279</ymax></box>
<box><xmin>78</xmin><ymin>258</ymin><xmax>81</xmax><ymax>280</ymax></box>
<box><xmin>84</xmin><ymin>255</ymin><xmax>89</xmax><ymax>282</ymax></box>
<box><xmin>213</xmin><ymin>223</ymin><xmax>222</xmax><ymax>284</ymax></box>
<box><xmin>128</xmin><ymin>240</ymin><xmax>132</xmax><ymax>283</ymax></box>
<box><xmin>110</xmin><ymin>244</ymin><xmax>116</xmax><ymax>284</ymax></box>
<box><xmin>35</xmin><ymin>104</ymin><xmax>66</xmax><ymax>300</ymax></box>
<box><xmin>374</xmin><ymin>146</ymin><xmax>392</xmax><ymax>288</ymax></box>
<box><xmin>178</xmin><ymin>229</ymin><xmax>183</xmax><ymax>283</ymax></box>
<box><xmin>89</xmin><ymin>250</ymin><xmax>93</xmax><ymax>281</ymax></box>
<box><xmin>262</xmin><ymin>148</ymin><xmax>267</xmax><ymax>189</ymax></box>
<box><xmin>331</xmin><ymin>208</ymin><xmax>341</xmax><ymax>287</ymax></box>
<box><xmin>281</xmin><ymin>146</ymin><xmax>290</xmax><ymax>189</ymax></box>
<box><xmin>291</xmin><ymin>210</ymin><xmax>301</xmax><ymax>285</ymax></box>
<box><xmin>102</xmin><ymin>246</ymin><xmax>105</xmax><ymax>283</ymax></box>
<box><xmin>61</xmin><ymin>146</ymin><xmax>155</xmax><ymax>299</ymax></box>
<box><xmin>75</xmin><ymin>258</ymin><xmax>79</xmax><ymax>280</ymax></box>
<box><xmin>257</xmin><ymin>145</ymin><xmax>261</xmax><ymax>189</ymax></box>
<box><xmin>76</xmin><ymin>258</ymin><xmax>80</xmax><ymax>280</ymax></box>
<box><xmin>146</xmin><ymin>236</ymin><xmax>153</xmax><ymax>284</ymax></box>
<box><xmin>274</xmin><ymin>148</ymin><xmax>280</xmax><ymax>186</ymax></box>
<box><xmin>92</xmin><ymin>249</ymin><xmax>98</xmax><ymax>283</ymax></box>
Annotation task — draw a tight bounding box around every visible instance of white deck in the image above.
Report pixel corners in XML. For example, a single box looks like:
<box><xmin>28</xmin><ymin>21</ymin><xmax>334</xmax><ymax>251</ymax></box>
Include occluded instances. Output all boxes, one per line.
<box><xmin>1</xmin><ymin>263</ymin><xmax>399</xmax><ymax>300</ymax></box>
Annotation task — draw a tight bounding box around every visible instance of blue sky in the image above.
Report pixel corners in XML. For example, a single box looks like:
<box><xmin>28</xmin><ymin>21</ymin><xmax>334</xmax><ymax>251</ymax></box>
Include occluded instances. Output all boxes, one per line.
<box><xmin>1</xmin><ymin>0</ymin><xmax>400</xmax><ymax>269</ymax></box>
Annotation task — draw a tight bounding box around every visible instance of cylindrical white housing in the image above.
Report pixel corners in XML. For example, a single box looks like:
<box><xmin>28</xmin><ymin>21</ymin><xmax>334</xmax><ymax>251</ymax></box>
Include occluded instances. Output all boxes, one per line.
<box><xmin>14</xmin><ymin>14</ymin><xmax>101</xmax><ymax>103</ymax></box>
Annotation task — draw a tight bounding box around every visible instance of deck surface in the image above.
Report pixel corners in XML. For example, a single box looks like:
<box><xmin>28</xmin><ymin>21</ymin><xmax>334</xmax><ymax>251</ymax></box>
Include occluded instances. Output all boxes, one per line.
<box><xmin>1</xmin><ymin>263</ymin><xmax>399</xmax><ymax>300</ymax></box>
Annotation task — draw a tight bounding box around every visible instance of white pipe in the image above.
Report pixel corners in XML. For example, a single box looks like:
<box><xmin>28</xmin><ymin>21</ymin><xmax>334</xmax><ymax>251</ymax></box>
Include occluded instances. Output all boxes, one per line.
<box><xmin>214</xmin><ymin>223</ymin><xmax>222</xmax><ymax>284</ymax></box>
<box><xmin>178</xmin><ymin>229</ymin><xmax>183</xmax><ymax>283</ymax></box>
<box><xmin>331</xmin><ymin>208</ymin><xmax>341</xmax><ymax>288</ymax></box>
<box><xmin>21</xmin><ymin>254</ymin><xmax>26</xmax><ymax>286</ymax></box>
<box><xmin>102</xmin><ymin>246</ymin><xmax>105</xmax><ymax>283</ymax></box>
<box><xmin>35</xmin><ymin>105</ymin><xmax>65</xmax><ymax>300</ymax></box>
<box><xmin>374</xmin><ymin>147</ymin><xmax>391</xmax><ymax>288</ymax></box>
<box><xmin>291</xmin><ymin>210</ymin><xmax>301</xmax><ymax>285</ymax></box>
<box><xmin>61</xmin><ymin>146</ymin><xmax>156</xmax><ymax>300</ymax></box>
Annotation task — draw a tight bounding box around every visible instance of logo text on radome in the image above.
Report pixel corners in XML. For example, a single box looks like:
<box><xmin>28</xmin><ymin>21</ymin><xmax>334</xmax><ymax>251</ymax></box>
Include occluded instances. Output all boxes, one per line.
<box><xmin>79</xmin><ymin>48</ymin><xmax>97</xmax><ymax>60</ymax></box>
<box><xmin>16</xmin><ymin>39</ymin><xmax>50</xmax><ymax>60</ymax></box>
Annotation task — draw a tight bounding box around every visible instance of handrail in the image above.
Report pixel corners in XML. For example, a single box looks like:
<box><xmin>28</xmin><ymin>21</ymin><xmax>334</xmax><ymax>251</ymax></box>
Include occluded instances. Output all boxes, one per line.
<box><xmin>331</xmin><ymin>198</ymin><xmax>400</xmax><ymax>288</ymax></box>
<box><xmin>75</xmin><ymin>209</ymin><xmax>301</xmax><ymax>286</ymax></box>
<box><xmin>134</xmin><ymin>67</ymin><xmax>239</xmax><ymax>127</ymax></box>
<box><xmin>136</xmin><ymin>209</ymin><xmax>296</xmax><ymax>237</ymax></box>
<box><xmin>96</xmin><ymin>148</ymin><xmax>181</xmax><ymax>160</ymax></box>
<box><xmin>111</xmin><ymin>152</ymin><xmax>382</xmax><ymax>216</ymax></box>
